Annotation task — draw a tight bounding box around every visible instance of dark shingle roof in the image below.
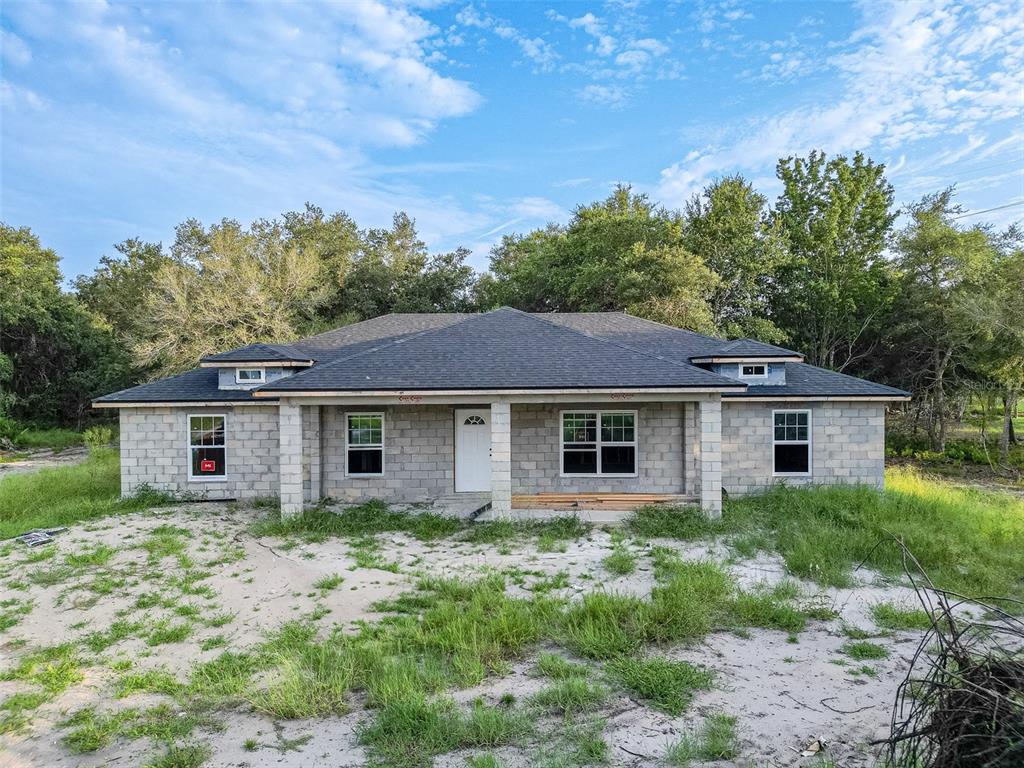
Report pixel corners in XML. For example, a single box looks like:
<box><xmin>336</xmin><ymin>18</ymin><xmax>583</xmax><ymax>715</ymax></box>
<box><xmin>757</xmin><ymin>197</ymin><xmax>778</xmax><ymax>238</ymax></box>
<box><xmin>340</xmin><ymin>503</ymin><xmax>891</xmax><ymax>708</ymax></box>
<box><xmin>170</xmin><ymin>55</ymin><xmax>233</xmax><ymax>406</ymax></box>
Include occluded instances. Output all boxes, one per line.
<box><xmin>201</xmin><ymin>343</ymin><xmax>313</xmax><ymax>364</ymax></box>
<box><xmin>259</xmin><ymin>308</ymin><xmax>739</xmax><ymax>392</ymax></box>
<box><xmin>94</xmin><ymin>309</ymin><xmax>908</xmax><ymax>404</ymax></box>
<box><xmin>701</xmin><ymin>338</ymin><xmax>802</xmax><ymax>358</ymax></box>
<box><xmin>93</xmin><ymin>368</ymin><xmax>260</xmax><ymax>404</ymax></box>
<box><xmin>723</xmin><ymin>362</ymin><xmax>909</xmax><ymax>399</ymax></box>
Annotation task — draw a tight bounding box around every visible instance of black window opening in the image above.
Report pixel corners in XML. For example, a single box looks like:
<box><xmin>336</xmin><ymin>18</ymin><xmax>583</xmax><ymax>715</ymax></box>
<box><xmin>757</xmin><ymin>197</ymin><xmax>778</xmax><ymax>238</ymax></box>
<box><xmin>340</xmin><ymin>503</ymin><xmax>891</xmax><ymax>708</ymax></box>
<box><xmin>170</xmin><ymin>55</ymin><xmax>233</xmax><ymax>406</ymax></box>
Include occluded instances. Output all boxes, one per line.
<box><xmin>773</xmin><ymin>410</ymin><xmax>810</xmax><ymax>475</ymax></box>
<box><xmin>347</xmin><ymin>413</ymin><xmax>384</xmax><ymax>476</ymax></box>
<box><xmin>561</xmin><ymin>411</ymin><xmax>637</xmax><ymax>476</ymax></box>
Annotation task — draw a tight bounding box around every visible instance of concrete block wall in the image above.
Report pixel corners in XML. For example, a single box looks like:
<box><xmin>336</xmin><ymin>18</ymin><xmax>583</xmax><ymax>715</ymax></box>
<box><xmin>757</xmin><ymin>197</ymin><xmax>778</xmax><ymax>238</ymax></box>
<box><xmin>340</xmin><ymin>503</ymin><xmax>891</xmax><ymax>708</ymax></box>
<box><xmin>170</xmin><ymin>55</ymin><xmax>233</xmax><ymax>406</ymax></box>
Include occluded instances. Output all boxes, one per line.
<box><xmin>509</xmin><ymin>402</ymin><xmax>688</xmax><ymax>494</ymax></box>
<box><xmin>699</xmin><ymin>398</ymin><xmax>723</xmax><ymax>516</ymax></box>
<box><xmin>722</xmin><ymin>400</ymin><xmax>886</xmax><ymax>495</ymax></box>
<box><xmin>490</xmin><ymin>401</ymin><xmax>512</xmax><ymax>514</ymax></box>
<box><xmin>118</xmin><ymin>406</ymin><xmax>279</xmax><ymax>500</ymax></box>
<box><xmin>321</xmin><ymin>405</ymin><xmax>456</xmax><ymax>502</ymax></box>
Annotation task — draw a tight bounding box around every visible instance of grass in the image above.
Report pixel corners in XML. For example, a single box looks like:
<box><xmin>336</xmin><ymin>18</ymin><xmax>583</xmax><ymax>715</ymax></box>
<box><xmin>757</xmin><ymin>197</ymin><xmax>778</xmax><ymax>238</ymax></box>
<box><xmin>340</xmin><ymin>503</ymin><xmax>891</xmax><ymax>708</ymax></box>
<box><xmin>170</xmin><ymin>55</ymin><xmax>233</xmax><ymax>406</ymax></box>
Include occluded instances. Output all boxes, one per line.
<box><xmin>635</xmin><ymin>467</ymin><xmax>1024</xmax><ymax>602</ymax></box>
<box><xmin>358</xmin><ymin>695</ymin><xmax>529</xmax><ymax>768</ymax></box>
<box><xmin>840</xmin><ymin>640</ymin><xmax>889</xmax><ymax>660</ymax></box>
<box><xmin>602</xmin><ymin>543</ymin><xmax>636</xmax><ymax>576</ymax></box>
<box><xmin>606</xmin><ymin>656</ymin><xmax>713</xmax><ymax>715</ymax></box>
<box><xmin>147</xmin><ymin>619</ymin><xmax>194</xmax><ymax>646</ymax></box>
<box><xmin>531</xmin><ymin>678</ymin><xmax>608</xmax><ymax>714</ymax></box>
<box><xmin>871</xmin><ymin>602</ymin><xmax>933</xmax><ymax>631</ymax></box>
<box><xmin>0</xmin><ymin>448</ymin><xmax>175</xmax><ymax>538</ymax></box>
<box><xmin>666</xmin><ymin>713</ymin><xmax>739</xmax><ymax>764</ymax></box>
<box><xmin>144</xmin><ymin>743</ymin><xmax>211</xmax><ymax>768</ymax></box>
<box><xmin>1</xmin><ymin>423</ymin><xmax>84</xmax><ymax>450</ymax></box>
<box><xmin>536</xmin><ymin>652</ymin><xmax>589</xmax><ymax>680</ymax></box>
<box><xmin>251</xmin><ymin>500</ymin><xmax>462</xmax><ymax>543</ymax></box>
<box><xmin>314</xmin><ymin>573</ymin><xmax>344</xmax><ymax>592</ymax></box>
<box><xmin>83</xmin><ymin>619</ymin><xmax>143</xmax><ymax>652</ymax></box>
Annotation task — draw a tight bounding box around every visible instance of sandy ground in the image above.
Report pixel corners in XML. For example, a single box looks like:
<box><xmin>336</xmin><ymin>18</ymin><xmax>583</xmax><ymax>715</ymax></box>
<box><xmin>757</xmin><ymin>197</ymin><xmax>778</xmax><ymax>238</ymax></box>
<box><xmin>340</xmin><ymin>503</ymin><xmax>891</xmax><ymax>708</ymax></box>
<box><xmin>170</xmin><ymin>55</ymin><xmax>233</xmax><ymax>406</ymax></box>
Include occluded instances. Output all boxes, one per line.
<box><xmin>0</xmin><ymin>501</ymin><xmax>934</xmax><ymax>768</ymax></box>
<box><xmin>0</xmin><ymin>447</ymin><xmax>89</xmax><ymax>479</ymax></box>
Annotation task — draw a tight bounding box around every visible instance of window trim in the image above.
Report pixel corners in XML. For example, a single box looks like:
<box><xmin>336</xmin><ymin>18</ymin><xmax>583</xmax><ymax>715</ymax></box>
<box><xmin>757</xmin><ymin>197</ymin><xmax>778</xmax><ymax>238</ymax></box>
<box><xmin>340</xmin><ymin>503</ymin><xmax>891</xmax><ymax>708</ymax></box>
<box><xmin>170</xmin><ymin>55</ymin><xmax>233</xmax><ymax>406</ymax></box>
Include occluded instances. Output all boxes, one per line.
<box><xmin>739</xmin><ymin>363</ymin><xmax>768</xmax><ymax>380</ymax></box>
<box><xmin>772</xmin><ymin>408</ymin><xmax>812</xmax><ymax>477</ymax></box>
<box><xmin>187</xmin><ymin>413</ymin><xmax>228</xmax><ymax>482</ymax></box>
<box><xmin>235</xmin><ymin>368</ymin><xmax>266</xmax><ymax>384</ymax></box>
<box><xmin>559</xmin><ymin>409</ymin><xmax>639</xmax><ymax>478</ymax></box>
<box><xmin>345</xmin><ymin>411</ymin><xmax>385</xmax><ymax>477</ymax></box>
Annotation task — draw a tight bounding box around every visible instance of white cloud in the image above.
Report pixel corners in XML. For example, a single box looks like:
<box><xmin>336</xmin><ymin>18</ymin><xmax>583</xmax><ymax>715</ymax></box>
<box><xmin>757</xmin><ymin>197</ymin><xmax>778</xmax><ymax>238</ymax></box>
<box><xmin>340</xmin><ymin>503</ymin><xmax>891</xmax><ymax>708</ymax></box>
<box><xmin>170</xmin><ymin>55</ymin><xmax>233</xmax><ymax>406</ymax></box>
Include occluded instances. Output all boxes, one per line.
<box><xmin>0</xmin><ymin>29</ymin><xmax>32</xmax><ymax>66</ymax></box>
<box><xmin>455</xmin><ymin>5</ymin><xmax>558</xmax><ymax>70</ymax></box>
<box><xmin>656</xmin><ymin>0</ymin><xmax>1024</xmax><ymax>206</ymax></box>
<box><xmin>569</xmin><ymin>12</ymin><xmax>617</xmax><ymax>56</ymax></box>
<box><xmin>577</xmin><ymin>83</ymin><xmax>629</xmax><ymax>108</ymax></box>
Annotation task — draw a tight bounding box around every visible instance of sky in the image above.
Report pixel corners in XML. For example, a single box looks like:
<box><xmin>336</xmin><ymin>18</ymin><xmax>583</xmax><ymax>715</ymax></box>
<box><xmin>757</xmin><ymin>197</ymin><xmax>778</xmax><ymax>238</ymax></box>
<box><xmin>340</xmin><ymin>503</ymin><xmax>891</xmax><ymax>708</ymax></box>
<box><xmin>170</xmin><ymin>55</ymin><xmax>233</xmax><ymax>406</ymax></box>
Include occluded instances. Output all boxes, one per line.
<box><xmin>1</xmin><ymin>0</ymin><xmax>1022</xmax><ymax>279</ymax></box>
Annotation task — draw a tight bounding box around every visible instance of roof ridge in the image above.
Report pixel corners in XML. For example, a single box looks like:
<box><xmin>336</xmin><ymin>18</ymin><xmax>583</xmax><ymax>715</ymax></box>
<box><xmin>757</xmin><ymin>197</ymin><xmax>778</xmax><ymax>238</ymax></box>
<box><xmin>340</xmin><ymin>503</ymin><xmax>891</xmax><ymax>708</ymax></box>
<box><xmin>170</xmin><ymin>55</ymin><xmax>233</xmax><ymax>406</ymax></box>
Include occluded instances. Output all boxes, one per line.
<box><xmin>594</xmin><ymin>311</ymin><xmax>727</xmax><ymax>344</ymax></box>
<box><xmin>255</xmin><ymin>311</ymin><xmax>485</xmax><ymax>390</ymax></box>
<box><xmin>509</xmin><ymin>308</ymin><xmax>742</xmax><ymax>384</ymax></box>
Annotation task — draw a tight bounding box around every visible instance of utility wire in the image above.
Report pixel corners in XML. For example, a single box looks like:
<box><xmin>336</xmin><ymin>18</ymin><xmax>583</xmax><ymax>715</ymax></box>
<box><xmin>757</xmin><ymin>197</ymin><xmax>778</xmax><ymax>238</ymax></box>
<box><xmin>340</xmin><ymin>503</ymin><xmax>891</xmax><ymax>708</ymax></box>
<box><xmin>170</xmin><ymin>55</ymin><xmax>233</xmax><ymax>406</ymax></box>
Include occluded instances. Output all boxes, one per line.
<box><xmin>950</xmin><ymin>200</ymin><xmax>1024</xmax><ymax>219</ymax></box>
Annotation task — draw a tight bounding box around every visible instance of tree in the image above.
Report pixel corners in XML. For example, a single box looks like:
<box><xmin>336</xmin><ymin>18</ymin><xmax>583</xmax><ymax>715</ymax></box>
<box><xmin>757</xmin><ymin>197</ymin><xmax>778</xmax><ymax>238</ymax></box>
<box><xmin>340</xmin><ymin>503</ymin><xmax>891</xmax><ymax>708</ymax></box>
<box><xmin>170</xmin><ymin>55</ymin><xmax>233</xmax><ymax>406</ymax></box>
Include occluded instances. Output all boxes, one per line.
<box><xmin>74</xmin><ymin>238</ymin><xmax>171</xmax><ymax>352</ymax></box>
<box><xmin>135</xmin><ymin>217</ymin><xmax>327</xmax><ymax>376</ymax></box>
<box><xmin>892</xmin><ymin>190</ymin><xmax>1000</xmax><ymax>452</ymax></box>
<box><xmin>482</xmin><ymin>186</ymin><xmax>719</xmax><ymax>333</ymax></box>
<box><xmin>1</xmin><ymin>224</ymin><xmax>130</xmax><ymax>425</ymax></box>
<box><xmin>773</xmin><ymin>150</ymin><xmax>897</xmax><ymax>370</ymax></box>
<box><xmin>683</xmin><ymin>175</ymin><xmax>789</xmax><ymax>341</ymax></box>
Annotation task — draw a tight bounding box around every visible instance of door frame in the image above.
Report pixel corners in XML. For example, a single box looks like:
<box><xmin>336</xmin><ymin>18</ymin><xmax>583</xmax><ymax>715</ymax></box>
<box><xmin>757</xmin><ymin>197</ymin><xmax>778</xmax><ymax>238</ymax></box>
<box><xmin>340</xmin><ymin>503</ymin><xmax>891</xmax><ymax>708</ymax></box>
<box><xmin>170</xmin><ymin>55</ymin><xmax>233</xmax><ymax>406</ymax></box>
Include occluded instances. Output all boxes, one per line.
<box><xmin>454</xmin><ymin>407</ymin><xmax>491</xmax><ymax>493</ymax></box>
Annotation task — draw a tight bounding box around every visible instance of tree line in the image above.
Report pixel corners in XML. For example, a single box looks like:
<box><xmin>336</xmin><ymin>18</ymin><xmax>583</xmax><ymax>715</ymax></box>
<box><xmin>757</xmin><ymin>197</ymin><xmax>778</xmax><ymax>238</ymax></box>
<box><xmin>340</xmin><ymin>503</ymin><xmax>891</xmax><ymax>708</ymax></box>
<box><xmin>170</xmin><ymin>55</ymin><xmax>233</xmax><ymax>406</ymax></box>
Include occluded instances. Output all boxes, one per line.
<box><xmin>1</xmin><ymin>150</ymin><xmax>1021</xmax><ymax>459</ymax></box>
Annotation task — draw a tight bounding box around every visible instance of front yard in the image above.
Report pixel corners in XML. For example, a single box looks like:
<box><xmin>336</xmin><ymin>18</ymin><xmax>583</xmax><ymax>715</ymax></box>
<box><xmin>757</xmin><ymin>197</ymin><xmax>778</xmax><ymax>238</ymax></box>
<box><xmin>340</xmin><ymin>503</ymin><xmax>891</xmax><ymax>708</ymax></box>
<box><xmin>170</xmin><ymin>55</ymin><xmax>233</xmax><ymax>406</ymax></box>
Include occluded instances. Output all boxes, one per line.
<box><xmin>0</xmin><ymin>457</ymin><xmax>1021</xmax><ymax>767</ymax></box>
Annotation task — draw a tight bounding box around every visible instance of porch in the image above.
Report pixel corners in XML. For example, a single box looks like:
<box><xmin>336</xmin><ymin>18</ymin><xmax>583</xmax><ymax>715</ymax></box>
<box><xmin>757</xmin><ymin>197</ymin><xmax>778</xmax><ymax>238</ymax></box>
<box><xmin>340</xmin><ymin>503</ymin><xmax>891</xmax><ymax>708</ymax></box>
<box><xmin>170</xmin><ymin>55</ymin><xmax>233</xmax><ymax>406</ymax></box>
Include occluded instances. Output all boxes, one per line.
<box><xmin>277</xmin><ymin>395</ymin><xmax>723</xmax><ymax>520</ymax></box>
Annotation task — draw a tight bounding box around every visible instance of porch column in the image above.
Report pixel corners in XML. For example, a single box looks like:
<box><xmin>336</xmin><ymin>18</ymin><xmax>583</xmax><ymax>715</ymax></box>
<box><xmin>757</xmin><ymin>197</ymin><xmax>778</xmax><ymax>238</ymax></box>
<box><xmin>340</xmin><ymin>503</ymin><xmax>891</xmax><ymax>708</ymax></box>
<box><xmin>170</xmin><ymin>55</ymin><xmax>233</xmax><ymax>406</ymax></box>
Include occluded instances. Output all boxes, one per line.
<box><xmin>279</xmin><ymin>402</ymin><xmax>304</xmax><ymax>519</ymax></box>
<box><xmin>699</xmin><ymin>397</ymin><xmax>723</xmax><ymax>518</ymax></box>
<box><xmin>490</xmin><ymin>400</ymin><xmax>512</xmax><ymax>516</ymax></box>
<box><xmin>307</xmin><ymin>405</ymin><xmax>322</xmax><ymax>505</ymax></box>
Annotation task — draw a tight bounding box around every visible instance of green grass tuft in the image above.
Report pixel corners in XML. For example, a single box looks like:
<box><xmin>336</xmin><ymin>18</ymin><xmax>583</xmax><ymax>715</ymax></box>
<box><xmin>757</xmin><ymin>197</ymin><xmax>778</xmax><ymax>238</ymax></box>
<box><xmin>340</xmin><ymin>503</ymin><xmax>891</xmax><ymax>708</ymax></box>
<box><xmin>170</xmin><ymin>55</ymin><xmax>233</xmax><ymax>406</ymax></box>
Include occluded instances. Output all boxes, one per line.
<box><xmin>870</xmin><ymin>602</ymin><xmax>933</xmax><ymax>631</ymax></box>
<box><xmin>252</xmin><ymin>500</ymin><xmax>462</xmax><ymax>543</ymax></box>
<box><xmin>531</xmin><ymin>678</ymin><xmax>607</xmax><ymax>714</ymax></box>
<box><xmin>602</xmin><ymin>544</ymin><xmax>637</xmax><ymax>576</ymax></box>
<box><xmin>666</xmin><ymin>713</ymin><xmax>739</xmax><ymax>765</ymax></box>
<box><xmin>606</xmin><ymin>656</ymin><xmax>713</xmax><ymax>715</ymax></box>
<box><xmin>840</xmin><ymin>640</ymin><xmax>889</xmax><ymax>660</ymax></box>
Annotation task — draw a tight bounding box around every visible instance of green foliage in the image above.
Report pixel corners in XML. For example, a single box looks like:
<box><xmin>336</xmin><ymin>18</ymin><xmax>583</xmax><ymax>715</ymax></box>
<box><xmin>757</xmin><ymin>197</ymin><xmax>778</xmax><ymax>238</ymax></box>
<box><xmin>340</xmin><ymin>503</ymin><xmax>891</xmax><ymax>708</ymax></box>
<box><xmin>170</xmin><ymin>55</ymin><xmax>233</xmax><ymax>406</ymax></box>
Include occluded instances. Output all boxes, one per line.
<box><xmin>870</xmin><ymin>602</ymin><xmax>932</xmax><ymax>631</ymax></box>
<box><xmin>602</xmin><ymin>543</ymin><xmax>636</xmax><ymax>576</ymax></box>
<box><xmin>840</xmin><ymin>641</ymin><xmax>889</xmax><ymax>660</ymax></box>
<box><xmin>0</xmin><ymin>448</ymin><xmax>174</xmax><ymax>539</ymax></box>
<box><xmin>1</xmin><ymin>224</ymin><xmax>132</xmax><ymax>425</ymax></box>
<box><xmin>252</xmin><ymin>500</ymin><xmax>462</xmax><ymax>542</ymax></box>
<box><xmin>724</xmin><ymin>466</ymin><xmax>1024</xmax><ymax>601</ymax></box>
<box><xmin>0</xmin><ymin>419</ymin><xmax>84</xmax><ymax>449</ymax></box>
<box><xmin>531</xmin><ymin>678</ymin><xmax>608</xmax><ymax>715</ymax></box>
<box><xmin>144</xmin><ymin>743</ymin><xmax>212</xmax><ymax>768</ymax></box>
<box><xmin>83</xmin><ymin>425</ymin><xmax>115</xmax><ymax>451</ymax></box>
<box><xmin>605</xmin><ymin>656</ymin><xmax>713</xmax><ymax>715</ymax></box>
<box><xmin>666</xmin><ymin>713</ymin><xmax>739</xmax><ymax>764</ymax></box>
<box><xmin>536</xmin><ymin>652</ymin><xmax>589</xmax><ymax>680</ymax></box>
<box><xmin>772</xmin><ymin>150</ymin><xmax>896</xmax><ymax>370</ymax></box>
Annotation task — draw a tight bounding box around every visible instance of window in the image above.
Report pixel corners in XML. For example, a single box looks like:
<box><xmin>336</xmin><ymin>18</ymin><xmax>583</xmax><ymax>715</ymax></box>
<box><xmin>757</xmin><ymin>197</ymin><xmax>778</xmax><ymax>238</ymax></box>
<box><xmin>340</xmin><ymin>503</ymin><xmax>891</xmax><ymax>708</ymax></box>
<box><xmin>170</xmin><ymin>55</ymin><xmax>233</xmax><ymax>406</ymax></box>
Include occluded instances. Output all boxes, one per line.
<box><xmin>464</xmin><ymin>415</ymin><xmax>486</xmax><ymax>425</ymax></box>
<box><xmin>773</xmin><ymin>410</ymin><xmax>810</xmax><ymax>476</ymax></box>
<box><xmin>189</xmin><ymin>415</ymin><xmax>226</xmax><ymax>480</ymax></box>
<box><xmin>235</xmin><ymin>368</ymin><xmax>265</xmax><ymax>384</ymax></box>
<box><xmin>740</xmin><ymin>364</ymin><xmax>767</xmax><ymax>379</ymax></box>
<box><xmin>561</xmin><ymin>410</ymin><xmax>637</xmax><ymax>476</ymax></box>
<box><xmin>346</xmin><ymin>413</ymin><xmax>384</xmax><ymax>476</ymax></box>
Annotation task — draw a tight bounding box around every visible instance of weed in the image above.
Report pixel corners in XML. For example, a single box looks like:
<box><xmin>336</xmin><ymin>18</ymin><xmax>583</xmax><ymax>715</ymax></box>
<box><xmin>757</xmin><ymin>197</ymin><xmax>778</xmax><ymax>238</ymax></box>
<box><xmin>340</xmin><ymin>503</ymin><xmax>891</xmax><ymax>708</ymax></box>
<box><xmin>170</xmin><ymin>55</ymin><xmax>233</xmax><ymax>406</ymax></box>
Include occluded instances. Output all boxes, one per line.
<box><xmin>65</xmin><ymin>544</ymin><xmax>117</xmax><ymax>568</ymax></box>
<box><xmin>314</xmin><ymin>573</ymin><xmax>345</xmax><ymax>592</ymax></box>
<box><xmin>840</xmin><ymin>641</ymin><xmax>889</xmax><ymax>660</ymax></box>
<box><xmin>870</xmin><ymin>602</ymin><xmax>932</xmax><ymax>631</ymax></box>
<box><xmin>2</xmin><ymin>644</ymin><xmax>83</xmax><ymax>693</ymax></box>
<box><xmin>603</xmin><ymin>544</ymin><xmax>637</xmax><ymax>576</ymax></box>
<box><xmin>536</xmin><ymin>652</ymin><xmax>589</xmax><ymax>680</ymax></box>
<box><xmin>606</xmin><ymin>656</ymin><xmax>713</xmax><ymax>715</ymax></box>
<box><xmin>147</xmin><ymin>619</ymin><xmax>193</xmax><ymax>646</ymax></box>
<box><xmin>666</xmin><ymin>713</ymin><xmax>739</xmax><ymax>764</ymax></box>
<box><xmin>83</xmin><ymin>619</ymin><xmax>143</xmax><ymax>652</ymax></box>
<box><xmin>116</xmin><ymin>669</ymin><xmax>182</xmax><ymax>697</ymax></box>
<box><xmin>252</xmin><ymin>500</ymin><xmax>462</xmax><ymax>543</ymax></box>
<box><xmin>143</xmin><ymin>742</ymin><xmax>211</xmax><ymax>768</ymax></box>
<box><xmin>532</xmin><ymin>678</ymin><xmax>607</xmax><ymax>714</ymax></box>
<box><xmin>628</xmin><ymin>504</ymin><xmax>720</xmax><ymax>540</ymax></box>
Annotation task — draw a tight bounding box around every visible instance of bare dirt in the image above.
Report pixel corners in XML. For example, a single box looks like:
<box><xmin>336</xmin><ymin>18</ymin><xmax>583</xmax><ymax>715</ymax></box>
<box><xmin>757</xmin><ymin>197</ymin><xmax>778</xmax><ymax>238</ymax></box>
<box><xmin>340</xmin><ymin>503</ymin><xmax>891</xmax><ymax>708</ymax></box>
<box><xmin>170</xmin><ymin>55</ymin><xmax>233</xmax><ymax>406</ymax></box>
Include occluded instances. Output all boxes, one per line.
<box><xmin>0</xmin><ymin>502</ymin><xmax>932</xmax><ymax>768</ymax></box>
<box><xmin>0</xmin><ymin>447</ymin><xmax>90</xmax><ymax>479</ymax></box>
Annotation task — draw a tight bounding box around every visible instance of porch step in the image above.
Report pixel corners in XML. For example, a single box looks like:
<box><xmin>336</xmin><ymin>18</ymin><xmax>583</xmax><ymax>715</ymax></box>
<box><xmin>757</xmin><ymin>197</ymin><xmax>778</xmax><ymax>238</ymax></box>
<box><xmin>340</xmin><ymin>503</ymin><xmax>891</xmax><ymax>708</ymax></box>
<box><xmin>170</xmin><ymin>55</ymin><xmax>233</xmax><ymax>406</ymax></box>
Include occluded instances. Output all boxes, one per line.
<box><xmin>511</xmin><ymin>492</ymin><xmax>693</xmax><ymax>511</ymax></box>
<box><xmin>476</xmin><ymin>508</ymin><xmax>632</xmax><ymax>524</ymax></box>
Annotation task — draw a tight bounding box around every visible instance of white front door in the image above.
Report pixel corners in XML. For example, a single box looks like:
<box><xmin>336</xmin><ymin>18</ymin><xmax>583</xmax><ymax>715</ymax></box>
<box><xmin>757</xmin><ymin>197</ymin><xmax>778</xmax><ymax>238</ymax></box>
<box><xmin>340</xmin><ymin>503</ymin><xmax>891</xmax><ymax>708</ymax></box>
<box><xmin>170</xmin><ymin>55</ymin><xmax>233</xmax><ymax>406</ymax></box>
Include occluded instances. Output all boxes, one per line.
<box><xmin>455</xmin><ymin>408</ymin><xmax>491</xmax><ymax>492</ymax></box>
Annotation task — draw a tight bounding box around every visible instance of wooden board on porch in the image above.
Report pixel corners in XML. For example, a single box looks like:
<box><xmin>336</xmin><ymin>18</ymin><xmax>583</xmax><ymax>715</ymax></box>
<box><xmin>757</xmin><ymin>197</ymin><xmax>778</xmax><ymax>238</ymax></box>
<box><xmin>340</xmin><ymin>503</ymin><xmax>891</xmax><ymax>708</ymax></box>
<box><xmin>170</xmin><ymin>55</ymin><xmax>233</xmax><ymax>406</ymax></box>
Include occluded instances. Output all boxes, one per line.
<box><xmin>511</xmin><ymin>492</ymin><xmax>682</xmax><ymax>511</ymax></box>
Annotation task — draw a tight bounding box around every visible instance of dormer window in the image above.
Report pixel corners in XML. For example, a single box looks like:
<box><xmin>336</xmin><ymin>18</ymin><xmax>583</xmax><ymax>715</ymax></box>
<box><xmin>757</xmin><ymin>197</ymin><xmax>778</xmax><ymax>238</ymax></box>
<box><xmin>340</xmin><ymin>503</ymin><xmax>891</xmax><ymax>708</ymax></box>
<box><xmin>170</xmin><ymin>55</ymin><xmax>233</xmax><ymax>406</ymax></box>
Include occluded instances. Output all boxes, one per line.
<box><xmin>235</xmin><ymin>368</ymin><xmax>265</xmax><ymax>384</ymax></box>
<box><xmin>739</xmin><ymin>364</ymin><xmax>767</xmax><ymax>380</ymax></box>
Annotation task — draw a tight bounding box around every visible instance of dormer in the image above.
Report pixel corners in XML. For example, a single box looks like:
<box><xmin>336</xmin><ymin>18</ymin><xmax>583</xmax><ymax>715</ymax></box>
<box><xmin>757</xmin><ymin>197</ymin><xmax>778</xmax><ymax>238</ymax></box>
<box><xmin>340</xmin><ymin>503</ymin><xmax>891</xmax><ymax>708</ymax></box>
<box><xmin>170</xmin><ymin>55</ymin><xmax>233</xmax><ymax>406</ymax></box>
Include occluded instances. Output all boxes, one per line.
<box><xmin>199</xmin><ymin>343</ymin><xmax>315</xmax><ymax>390</ymax></box>
<box><xmin>689</xmin><ymin>339</ymin><xmax>803</xmax><ymax>387</ymax></box>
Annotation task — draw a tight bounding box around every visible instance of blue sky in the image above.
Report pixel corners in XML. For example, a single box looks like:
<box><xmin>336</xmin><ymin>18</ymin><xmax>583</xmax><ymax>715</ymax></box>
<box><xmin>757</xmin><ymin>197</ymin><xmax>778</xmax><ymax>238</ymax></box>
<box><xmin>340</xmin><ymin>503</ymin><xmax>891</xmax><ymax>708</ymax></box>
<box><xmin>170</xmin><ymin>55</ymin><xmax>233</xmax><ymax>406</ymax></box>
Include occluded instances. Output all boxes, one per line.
<box><xmin>1</xmin><ymin>0</ymin><xmax>1022</xmax><ymax>278</ymax></box>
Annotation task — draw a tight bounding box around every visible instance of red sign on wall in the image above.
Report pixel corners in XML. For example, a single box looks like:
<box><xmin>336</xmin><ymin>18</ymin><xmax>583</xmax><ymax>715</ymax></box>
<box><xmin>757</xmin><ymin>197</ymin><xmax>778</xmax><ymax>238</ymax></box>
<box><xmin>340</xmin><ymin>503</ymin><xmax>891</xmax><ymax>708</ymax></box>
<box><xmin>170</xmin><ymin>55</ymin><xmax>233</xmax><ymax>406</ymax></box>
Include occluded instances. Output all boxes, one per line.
<box><xmin>200</xmin><ymin>459</ymin><xmax>216</xmax><ymax>473</ymax></box>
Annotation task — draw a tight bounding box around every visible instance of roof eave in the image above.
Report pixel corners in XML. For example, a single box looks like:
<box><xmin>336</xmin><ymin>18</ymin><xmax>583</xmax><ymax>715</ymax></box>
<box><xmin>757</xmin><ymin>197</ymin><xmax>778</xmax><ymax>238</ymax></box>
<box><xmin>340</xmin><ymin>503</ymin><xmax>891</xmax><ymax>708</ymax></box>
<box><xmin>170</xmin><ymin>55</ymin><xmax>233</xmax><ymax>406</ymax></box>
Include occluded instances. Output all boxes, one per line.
<box><xmin>689</xmin><ymin>355</ymin><xmax>805</xmax><ymax>364</ymax></box>
<box><xmin>198</xmin><ymin>360</ymin><xmax>314</xmax><ymax>368</ymax></box>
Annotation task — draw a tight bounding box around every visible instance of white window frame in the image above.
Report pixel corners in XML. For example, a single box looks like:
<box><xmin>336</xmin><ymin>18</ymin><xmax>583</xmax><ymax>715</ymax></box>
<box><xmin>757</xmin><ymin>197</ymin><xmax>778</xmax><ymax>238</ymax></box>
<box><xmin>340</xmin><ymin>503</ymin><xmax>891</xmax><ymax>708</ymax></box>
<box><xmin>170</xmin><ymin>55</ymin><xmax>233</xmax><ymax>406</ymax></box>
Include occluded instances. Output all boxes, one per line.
<box><xmin>739</xmin><ymin>363</ymin><xmax>768</xmax><ymax>380</ymax></box>
<box><xmin>345</xmin><ymin>412</ymin><xmax>385</xmax><ymax>477</ymax></box>
<box><xmin>235</xmin><ymin>368</ymin><xmax>266</xmax><ymax>384</ymax></box>
<box><xmin>559</xmin><ymin>409</ymin><xmax>639</xmax><ymax>478</ymax></box>
<box><xmin>772</xmin><ymin>409</ymin><xmax>811</xmax><ymax>477</ymax></box>
<box><xmin>187</xmin><ymin>413</ymin><xmax>228</xmax><ymax>482</ymax></box>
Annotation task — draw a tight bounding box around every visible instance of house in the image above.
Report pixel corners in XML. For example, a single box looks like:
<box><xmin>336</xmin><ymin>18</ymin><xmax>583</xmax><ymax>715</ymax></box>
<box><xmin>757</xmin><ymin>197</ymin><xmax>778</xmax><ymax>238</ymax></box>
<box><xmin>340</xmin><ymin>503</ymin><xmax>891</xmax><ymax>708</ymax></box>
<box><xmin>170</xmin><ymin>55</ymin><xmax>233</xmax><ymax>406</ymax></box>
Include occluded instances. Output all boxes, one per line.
<box><xmin>93</xmin><ymin>308</ymin><xmax>909</xmax><ymax>519</ymax></box>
